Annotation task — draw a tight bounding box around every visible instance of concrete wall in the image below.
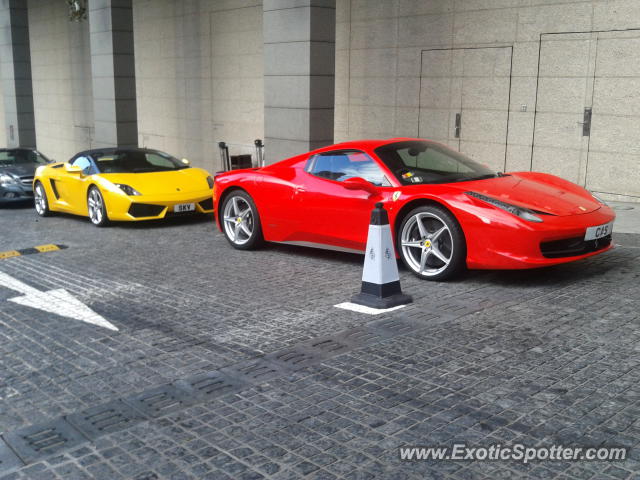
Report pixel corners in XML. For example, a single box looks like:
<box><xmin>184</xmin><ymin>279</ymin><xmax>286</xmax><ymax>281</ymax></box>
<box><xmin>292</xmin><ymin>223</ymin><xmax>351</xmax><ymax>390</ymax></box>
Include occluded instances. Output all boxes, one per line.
<box><xmin>25</xmin><ymin>0</ymin><xmax>263</xmax><ymax>171</ymax></box>
<box><xmin>16</xmin><ymin>0</ymin><xmax>640</xmax><ymax>200</ymax></box>
<box><xmin>0</xmin><ymin>83</ymin><xmax>6</xmax><ymax>146</ymax></box>
<box><xmin>133</xmin><ymin>0</ymin><xmax>263</xmax><ymax>173</ymax></box>
<box><xmin>335</xmin><ymin>0</ymin><xmax>640</xmax><ymax>201</ymax></box>
<box><xmin>28</xmin><ymin>0</ymin><xmax>93</xmax><ymax>162</ymax></box>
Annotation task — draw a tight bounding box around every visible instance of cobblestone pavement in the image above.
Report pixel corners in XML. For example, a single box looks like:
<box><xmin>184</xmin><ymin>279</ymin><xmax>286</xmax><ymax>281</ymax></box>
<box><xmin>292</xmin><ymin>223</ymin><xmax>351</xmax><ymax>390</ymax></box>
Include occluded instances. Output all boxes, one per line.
<box><xmin>1</xmin><ymin>202</ymin><xmax>640</xmax><ymax>479</ymax></box>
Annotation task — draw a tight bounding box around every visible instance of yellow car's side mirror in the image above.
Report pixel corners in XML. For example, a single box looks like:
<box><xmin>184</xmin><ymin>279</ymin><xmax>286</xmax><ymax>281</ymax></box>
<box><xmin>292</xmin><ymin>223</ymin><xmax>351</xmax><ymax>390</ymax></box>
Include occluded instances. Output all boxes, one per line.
<box><xmin>65</xmin><ymin>164</ymin><xmax>83</xmax><ymax>174</ymax></box>
<box><xmin>181</xmin><ymin>158</ymin><xmax>190</xmax><ymax>166</ymax></box>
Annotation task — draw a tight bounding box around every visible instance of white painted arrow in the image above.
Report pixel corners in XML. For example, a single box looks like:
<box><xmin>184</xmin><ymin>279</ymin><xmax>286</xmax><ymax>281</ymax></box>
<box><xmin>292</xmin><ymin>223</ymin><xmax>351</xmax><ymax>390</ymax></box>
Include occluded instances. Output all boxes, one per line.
<box><xmin>0</xmin><ymin>271</ymin><xmax>118</xmax><ymax>331</ymax></box>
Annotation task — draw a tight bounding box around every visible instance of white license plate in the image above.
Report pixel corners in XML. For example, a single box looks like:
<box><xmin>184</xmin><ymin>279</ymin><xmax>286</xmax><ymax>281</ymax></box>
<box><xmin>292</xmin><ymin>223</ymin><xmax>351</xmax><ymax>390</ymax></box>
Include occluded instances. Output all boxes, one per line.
<box><xmin>584</xmin><ymin>221</ymin><xmax>613</xmax><ymax>241</ymax></box>
<box><xmin>174</xmin><ymin>203</ymin><xmax>195</xmax><ymax>213</ymax></box>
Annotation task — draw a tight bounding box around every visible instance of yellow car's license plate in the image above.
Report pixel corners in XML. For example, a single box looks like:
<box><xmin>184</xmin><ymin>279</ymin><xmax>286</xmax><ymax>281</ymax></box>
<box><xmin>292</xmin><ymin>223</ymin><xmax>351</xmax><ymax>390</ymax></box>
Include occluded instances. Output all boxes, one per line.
<box><xmin>174</xmin><ymin>203</ymin><xmax>195</xmax><ymax>213</ymax></box>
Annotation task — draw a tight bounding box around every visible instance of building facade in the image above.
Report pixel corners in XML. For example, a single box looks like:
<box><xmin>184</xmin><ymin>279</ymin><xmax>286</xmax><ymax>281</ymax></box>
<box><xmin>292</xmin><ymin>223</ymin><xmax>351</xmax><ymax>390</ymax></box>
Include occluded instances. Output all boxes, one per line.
<box><xmin>1</xmin><ymin>0</ymin><xmax>639</xmax><ymax>201</ymax></box>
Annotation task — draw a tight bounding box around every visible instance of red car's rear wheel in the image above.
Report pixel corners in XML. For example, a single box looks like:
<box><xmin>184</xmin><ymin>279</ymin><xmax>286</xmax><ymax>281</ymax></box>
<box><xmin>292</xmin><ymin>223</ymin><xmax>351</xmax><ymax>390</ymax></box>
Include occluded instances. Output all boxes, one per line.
<box><xmin>222</xmin><ymin>191</ymin><xmax>264</xmax><ymax>249</ymax></box>
<box><xmin>398</xmin><ymin>205</ymin><xmax>466</xmax><ymax>281</ymax></box>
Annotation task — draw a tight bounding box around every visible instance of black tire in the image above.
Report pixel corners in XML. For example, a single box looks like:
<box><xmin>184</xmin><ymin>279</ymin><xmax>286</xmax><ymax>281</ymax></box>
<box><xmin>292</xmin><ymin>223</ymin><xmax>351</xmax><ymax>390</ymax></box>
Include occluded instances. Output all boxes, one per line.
<box><xmin>33</xmin><ymin>181</ymin><xmax>52</xmax><ymax>217</ymax></box>
<box><xmin>397</xmin><ymin>204</ymin><xmax>466</xmax><ymax>281</ymax></box>
<box><xmin>87</xmin><ymin>186</ymin><xmax>109</xmax><ymax>227</ymax></box>
<box><xmin>221</xmin><ymin>190</ymin><xmax>264</xmax><ymax>250</ymax></box>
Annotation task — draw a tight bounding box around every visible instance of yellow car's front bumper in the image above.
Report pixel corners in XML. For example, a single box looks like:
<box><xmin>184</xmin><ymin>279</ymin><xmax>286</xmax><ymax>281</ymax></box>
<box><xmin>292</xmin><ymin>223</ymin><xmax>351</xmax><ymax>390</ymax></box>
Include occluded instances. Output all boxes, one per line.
<box><xmin>106</xmin><ymin>190</ymin><xmax>214</xmax><ymax>221</ymax></box>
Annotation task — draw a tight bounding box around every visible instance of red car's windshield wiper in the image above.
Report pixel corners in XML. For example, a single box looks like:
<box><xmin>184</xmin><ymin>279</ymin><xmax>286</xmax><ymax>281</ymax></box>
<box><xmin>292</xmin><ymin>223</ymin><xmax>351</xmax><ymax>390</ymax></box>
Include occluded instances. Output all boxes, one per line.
<box><xmin>449</xmin><ymin>173</ymin><xmax>502</xmax><ymax>183</ymax></box>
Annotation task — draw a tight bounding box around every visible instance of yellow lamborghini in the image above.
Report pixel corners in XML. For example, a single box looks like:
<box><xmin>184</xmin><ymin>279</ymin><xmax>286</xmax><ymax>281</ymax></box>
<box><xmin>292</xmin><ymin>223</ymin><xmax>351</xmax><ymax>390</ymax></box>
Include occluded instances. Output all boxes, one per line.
<box><xmin>33</xmin><ymin>148</ymin><xmax>214</xmax><ymax>226</ymax></box>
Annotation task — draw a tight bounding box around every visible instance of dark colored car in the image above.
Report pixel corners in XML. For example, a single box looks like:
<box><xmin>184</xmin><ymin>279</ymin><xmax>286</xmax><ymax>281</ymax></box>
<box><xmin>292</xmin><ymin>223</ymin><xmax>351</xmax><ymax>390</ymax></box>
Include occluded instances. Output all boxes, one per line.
<box><xmin>0</xmin><ymin>148</ymin><xmax>51</xmax><ymax>203</ymax></box>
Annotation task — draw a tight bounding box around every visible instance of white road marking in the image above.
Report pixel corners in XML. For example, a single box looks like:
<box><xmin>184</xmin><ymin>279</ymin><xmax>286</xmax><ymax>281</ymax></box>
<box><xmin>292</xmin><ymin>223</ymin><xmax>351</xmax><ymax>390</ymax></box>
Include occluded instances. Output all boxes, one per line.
<box><xmin>334</xmin><ymin>302</ymin><xmax>407</xmax><ymax>315</ymax></box>
<box><xmin>0</xmin><ymin>271</ymin><xmax>118</xmax><ymax>331</ymax></box>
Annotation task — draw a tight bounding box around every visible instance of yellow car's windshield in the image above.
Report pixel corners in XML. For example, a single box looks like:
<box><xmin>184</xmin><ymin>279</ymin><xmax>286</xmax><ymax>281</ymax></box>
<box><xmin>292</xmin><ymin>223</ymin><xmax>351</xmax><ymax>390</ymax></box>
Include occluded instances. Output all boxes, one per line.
<box><xmin>92</xmin><ymin>150</ymin><xmax>188</xmax><ymax>174</ymax></box>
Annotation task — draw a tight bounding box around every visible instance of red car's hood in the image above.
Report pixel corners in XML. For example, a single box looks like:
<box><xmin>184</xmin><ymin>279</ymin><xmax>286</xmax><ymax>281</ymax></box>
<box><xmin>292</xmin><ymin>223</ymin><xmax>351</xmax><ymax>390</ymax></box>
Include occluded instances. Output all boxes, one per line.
<box><xmin>457</xmin><ymin>174</ymin><xmax>600</xmax><ymax>216</ymax></box>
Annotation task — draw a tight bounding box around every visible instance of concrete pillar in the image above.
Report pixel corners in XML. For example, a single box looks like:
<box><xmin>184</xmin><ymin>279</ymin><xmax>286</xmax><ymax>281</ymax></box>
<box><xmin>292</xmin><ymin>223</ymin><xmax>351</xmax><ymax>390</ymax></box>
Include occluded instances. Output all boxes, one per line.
<box><xmin>0</xmin><ymin>0</ymin><xmax>36</xmax><ymax>148</ymax></box>
<box><xmin>89</xmin><ymin>0</ymin><xmax>137</xmax><ymax>148</ymax></box>
<box><xmin>263</xmin><ymin>0</ymin><xmax>335</xmax><ymax>163</ymax></box>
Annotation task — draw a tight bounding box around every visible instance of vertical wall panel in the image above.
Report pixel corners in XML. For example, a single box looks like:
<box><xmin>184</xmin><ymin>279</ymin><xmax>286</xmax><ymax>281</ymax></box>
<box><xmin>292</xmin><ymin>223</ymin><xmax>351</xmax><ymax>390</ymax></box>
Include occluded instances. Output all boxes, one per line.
<box><xmin>28</xmin><ymin>0</ymin><xmax>93</xmax><ymax>161</ymax></box>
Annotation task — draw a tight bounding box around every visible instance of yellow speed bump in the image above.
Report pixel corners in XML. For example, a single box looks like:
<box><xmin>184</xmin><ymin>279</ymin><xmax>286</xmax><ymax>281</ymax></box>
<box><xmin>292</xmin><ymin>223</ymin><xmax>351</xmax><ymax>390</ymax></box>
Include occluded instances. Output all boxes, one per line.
<box><xmin>34</xmin><ymin>244</ymin><xmax>62</xmax><ymax>253</ymax></box>
<box><xmin>0</xmin><ymin>244</ymin><xmax>67</xmax><ymax>260</ymax></box>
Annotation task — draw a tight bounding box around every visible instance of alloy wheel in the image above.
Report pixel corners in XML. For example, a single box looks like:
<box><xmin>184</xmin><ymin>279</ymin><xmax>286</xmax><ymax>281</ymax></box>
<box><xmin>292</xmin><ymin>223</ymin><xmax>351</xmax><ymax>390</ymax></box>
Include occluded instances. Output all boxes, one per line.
<box><xmin>223</xmin><ymin>196</ymin><xmax>254</xmax><ymax>245</ymax></box>
<box><xmin>400</xmin><ymin>212</ymin><xmax>454</xmax><ymax>277</ymax></box>
<box><xmin>88</xmin><ymin>189</ymin><xmax>104</xmax><ymax>225</ymax></box>
<box><xmin>34</xmin><ymin>184</ymin><xmax>47</xmax><ymax>215</ymax></box>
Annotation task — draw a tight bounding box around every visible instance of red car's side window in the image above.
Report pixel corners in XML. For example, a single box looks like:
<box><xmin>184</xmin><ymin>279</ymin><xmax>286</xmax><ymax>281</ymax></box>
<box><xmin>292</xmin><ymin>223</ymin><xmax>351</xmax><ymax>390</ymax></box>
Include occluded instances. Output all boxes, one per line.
<box><xmin>306</xmin><ymin>151</ymin><xmax>390</xmax><ymax>187</ymax></box>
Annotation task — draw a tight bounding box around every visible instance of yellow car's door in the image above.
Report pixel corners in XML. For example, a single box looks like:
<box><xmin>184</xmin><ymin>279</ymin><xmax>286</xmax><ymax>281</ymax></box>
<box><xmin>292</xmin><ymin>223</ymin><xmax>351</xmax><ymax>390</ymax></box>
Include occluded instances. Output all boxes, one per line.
<box><xmin>56</xmin><ymin>156</ymin><xmax>95</xmax><ymax>215</ymax></box>
<box><xmin>44</xmin><ymin>164</ymin><xmax>65</xmax><ymax>210</ymax></box>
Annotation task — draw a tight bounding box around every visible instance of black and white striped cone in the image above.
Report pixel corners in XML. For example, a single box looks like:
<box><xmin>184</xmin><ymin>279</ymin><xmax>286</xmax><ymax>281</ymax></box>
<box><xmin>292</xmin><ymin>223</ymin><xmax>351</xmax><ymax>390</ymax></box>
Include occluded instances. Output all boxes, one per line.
<box><xmin>351</xmin><ymin>202</ymin><xmax>413</xmax><ymax>309</ymax></box>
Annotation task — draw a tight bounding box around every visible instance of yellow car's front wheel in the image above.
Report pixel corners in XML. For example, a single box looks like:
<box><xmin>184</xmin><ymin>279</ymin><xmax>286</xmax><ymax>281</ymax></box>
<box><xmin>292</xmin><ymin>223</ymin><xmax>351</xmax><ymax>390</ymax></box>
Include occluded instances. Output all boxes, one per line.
<box><xmin>87</xmin><ymin>186</ymin><xmax>109</xmax><ymax>227</ymax></box>
<box><xmin>34</xmin><ymin>181</ymin><xmax>52</xmax><ymax>217</ymax></box>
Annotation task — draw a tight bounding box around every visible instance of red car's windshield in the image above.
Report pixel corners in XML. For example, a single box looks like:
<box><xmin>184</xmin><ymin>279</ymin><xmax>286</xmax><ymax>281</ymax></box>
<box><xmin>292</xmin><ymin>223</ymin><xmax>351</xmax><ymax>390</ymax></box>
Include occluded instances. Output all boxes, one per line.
<box><xmin>375</xmin><ymin>141</ymin><xmax>497</xmax><ymax>185</ymax></box>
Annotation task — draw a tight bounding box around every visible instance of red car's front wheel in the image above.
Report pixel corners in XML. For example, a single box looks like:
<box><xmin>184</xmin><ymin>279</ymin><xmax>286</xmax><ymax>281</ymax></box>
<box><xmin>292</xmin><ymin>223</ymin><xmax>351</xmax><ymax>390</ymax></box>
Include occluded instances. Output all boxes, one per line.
<box><xmin>398</xmin><ymin>205</ymin><xmax>466</xmax><ymax>281</ymax></box>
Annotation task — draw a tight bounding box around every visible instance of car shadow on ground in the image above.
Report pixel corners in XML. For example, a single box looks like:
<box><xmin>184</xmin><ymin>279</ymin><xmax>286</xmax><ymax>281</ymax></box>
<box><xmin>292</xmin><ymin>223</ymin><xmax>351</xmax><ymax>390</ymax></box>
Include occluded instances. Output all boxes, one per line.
<box><xmin>0</xmin><ymin>200</ymin><xmax>34</xmax><ymax>209</ymax></box>
<box><xmin>264</xmin><ymin>241</ymin><xmax>617</xmax><ymax>288</ymax></box>
<box><xmin>114</xmin><ymin>213</ymin><xmax>214</xmax><ymax>229</ymax></box>
<box><xmin>470</xmin><ymin>257</ymin><xmax>622</xmax><ymax>288</ymax></box>
<box><xmin>264</xmin><ymin>242</ymin><xmax>364</xmax><ymax>266</ymax></box>
<box><xmin>25</xmin><ymin>211</ymin><xmax>215</xmax><ymax>229</ymax></box>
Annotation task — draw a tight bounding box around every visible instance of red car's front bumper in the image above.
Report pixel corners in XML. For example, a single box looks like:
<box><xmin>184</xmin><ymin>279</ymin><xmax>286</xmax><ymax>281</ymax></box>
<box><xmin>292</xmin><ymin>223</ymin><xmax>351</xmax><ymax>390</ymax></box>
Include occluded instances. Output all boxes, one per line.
<box><xmin>464</xmin><ymin>206</ymin><xmax>616</xmax><ymax>270</ymax></box>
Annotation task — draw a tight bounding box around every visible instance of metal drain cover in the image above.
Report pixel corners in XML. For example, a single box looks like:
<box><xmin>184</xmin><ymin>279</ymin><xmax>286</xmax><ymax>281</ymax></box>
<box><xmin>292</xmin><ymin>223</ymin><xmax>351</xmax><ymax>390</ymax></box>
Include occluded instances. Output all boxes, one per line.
<box><xmin>174</xmin><ymin>371</ymin><xmax>247</xmax><ymax>401</ymax></box>
<box><xmin>369</xmin><ymin>315</ymin><xmax>425</xmax><ymax>336</ymax></box>
<box><xmin>336</xmin><ymin>326</ymin><xmax>388</xmax><ymax>347</ymax></box>
<box><xmin>3</xmin><ymin>418</ymin><xmax>85</xmax><ymax>464</ymax></box>
<box><xmin>430</xmin><ymin>298</ymin><xmax>491</xmax><ymax>319</ymax></box>
<box><xmin>221</xmin><ymin>357</ymin><xmax>284</xmax><ymax>384</ymax></box>
<box><xmin>0</xmin><ymin>438</ymin><xmax>23</xmax><ymax>474</ymax></box>
<box><xmin>123</xmin><ymin>384</ymin><xmax>193</xmax><ymax>418</ymax></box>
<box><xmin>66</xmin><ymin>400</ymin><xmax>146</xmax><ymax>440</ymax></box>
<box><xmin>303</xmin><ymin>336</ymin><xmax>352</xmax><ymax>357</ymax></box>
<box><xmin>265</xmin><ymin>346</ymin><xmax>322</xmax><ymax>371</ymax></box>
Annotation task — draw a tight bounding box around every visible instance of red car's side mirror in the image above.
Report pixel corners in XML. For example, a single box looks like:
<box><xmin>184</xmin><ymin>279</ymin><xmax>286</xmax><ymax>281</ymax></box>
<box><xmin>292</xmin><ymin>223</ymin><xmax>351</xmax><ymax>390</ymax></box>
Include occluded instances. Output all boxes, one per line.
<box><xmin>343</xmin><ymin>177</ymin><xmax>377</xmax><ymax>193</ymax></box>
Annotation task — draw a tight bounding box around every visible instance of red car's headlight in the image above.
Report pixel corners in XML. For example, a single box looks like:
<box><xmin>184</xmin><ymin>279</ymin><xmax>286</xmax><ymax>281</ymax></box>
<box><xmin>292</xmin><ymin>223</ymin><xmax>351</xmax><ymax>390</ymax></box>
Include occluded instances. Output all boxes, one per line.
<box><xmin>590</xmin><ymin>192</ymin><xmax>608</xmax><ymax>206</ymax></box>
<box><xmin>466</xmin><ymin>191</ymin><xmax>544</xmax><ymax>223</ymax></box>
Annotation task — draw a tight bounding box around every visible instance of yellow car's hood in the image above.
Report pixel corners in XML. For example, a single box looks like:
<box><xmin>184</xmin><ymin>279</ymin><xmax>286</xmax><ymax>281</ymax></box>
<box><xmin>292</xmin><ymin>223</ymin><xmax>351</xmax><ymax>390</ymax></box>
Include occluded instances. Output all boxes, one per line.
<box><xmin>100</xmin><ymin>168</ymin><xmax>210</xmax><ymax>195</ymax></box>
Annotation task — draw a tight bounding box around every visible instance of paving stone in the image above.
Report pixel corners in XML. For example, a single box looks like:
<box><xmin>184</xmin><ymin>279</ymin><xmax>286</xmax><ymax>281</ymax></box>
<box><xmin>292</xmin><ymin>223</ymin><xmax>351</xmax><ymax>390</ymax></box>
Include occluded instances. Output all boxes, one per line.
<box><xmin>1</xmin><ymin>209</ymin><xmax>640</xmax><ymax>478</ymax></box>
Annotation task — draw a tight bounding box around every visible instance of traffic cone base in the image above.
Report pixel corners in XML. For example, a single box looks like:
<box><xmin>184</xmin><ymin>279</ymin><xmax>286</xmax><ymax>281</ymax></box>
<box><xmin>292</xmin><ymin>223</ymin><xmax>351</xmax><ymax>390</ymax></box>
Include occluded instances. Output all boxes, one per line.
<box><xmin>351</xmin><ymin>202</ymin><xmax>413</xmax><ymax>310</ymax></box>
<box><xmin>351</xmin><ymin>286</ymin><xmax>412</xmax><ymax>309</ymax></box>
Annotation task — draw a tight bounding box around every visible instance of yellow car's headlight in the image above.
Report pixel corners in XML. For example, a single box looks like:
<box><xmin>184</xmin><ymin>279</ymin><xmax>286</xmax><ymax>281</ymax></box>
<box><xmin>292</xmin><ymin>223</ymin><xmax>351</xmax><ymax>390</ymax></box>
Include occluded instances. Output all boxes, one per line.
<box><xmin>116</xmin><ymin>184</ymin><xmax>141</xmax><ymax>196</ymax></box>
<box><xmin>206</xmin><ymin>176</ymin><xmax>214</xmax><ymax>189</ymax></box>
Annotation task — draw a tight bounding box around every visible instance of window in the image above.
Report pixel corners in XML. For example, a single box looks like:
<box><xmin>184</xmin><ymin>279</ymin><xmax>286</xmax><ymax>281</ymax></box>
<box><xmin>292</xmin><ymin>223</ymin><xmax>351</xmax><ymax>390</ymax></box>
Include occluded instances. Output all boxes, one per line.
<box><xmin>0</xmin><ymin>149</ymin><xmax>49</xmax><ymax>166</ymax></box>
<box><xmin>91</xmin><ymin>150</ymin><xmax>188</xmax><ymax>173</ymax></box>
<box><xmin>398</xmin><ymin>147</ymin><xmax>473</xmax><ymax>174</ymax></box>
<box><xmin>375</xmin><ymin>141</ymin><xmax>496</xmax><ymax>185</ymax></box>
<box><xmin>306</xmin><ymin>151</ymin><xmax>390</xmax><ymax>186</ymax></box>
<box><xmin>71</xmin><ymin>156</ymin><xmax>95</xmax><ymax>175</ymax></box>
<box><xmin>145</xmin><ymin>152</ymin><xmax>180</xmax><ymax>169</ymax></box>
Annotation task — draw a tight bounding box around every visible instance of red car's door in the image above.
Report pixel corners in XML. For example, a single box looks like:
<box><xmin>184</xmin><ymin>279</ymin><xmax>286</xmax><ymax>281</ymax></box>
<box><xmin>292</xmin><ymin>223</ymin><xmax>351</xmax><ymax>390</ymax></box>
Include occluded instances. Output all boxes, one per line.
<box><xmin>252</xmin><ymin>164</ymin><xmax>301</xmax><ymax>242</ymax></box>
<box><xmin>293</xmin><ymin>150</ymin><xmax>390</xmax><ymax>251</ymax></box>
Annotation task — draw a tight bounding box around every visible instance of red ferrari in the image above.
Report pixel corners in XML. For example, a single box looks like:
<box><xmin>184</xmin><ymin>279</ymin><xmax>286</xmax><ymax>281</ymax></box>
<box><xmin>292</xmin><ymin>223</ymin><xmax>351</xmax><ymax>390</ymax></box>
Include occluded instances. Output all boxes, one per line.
<box><xmin>213</xmin><ymin>138</ymin><xmax>615</xmax><ymax>280</ymax></box>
